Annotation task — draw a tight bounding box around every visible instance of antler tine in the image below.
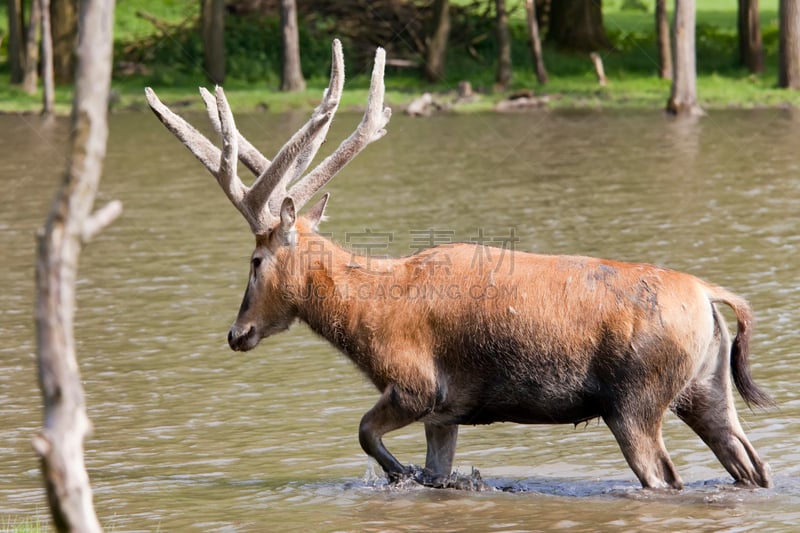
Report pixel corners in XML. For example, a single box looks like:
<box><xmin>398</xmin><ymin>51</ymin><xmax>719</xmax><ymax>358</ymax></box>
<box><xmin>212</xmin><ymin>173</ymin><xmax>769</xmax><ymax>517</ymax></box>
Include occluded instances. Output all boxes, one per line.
<box><xmin>245</xmin><ymin>39</ymin><xmax>346</xmax><ymax>218</ymax></box>
<box><xmin>144</xmin><ymin>87</ymin><xmax>224</xmax><ymax>175</ymax></box>
<box><xmin>199</xmin><ymin>87</ymin><xmax>271</xmax><ymax>177</ymax></box>
<box><xmin>289</xmin><ymin>46</ymin><xmax>391</xmax><ymax>212</ymax></box>
<box><xmin>280</xmin><ymin>40</ymin><xmax>345</xmax><ymax>195</ymax></box>
<box><xmin>215</xmin><ymin>87</ymin><xmax>266</xmax><ymax>228</ymax></box>
<box><xmin>146</xmin><ymin>86</ymin><xmax>268</xmax><ymax>232</ymax></box>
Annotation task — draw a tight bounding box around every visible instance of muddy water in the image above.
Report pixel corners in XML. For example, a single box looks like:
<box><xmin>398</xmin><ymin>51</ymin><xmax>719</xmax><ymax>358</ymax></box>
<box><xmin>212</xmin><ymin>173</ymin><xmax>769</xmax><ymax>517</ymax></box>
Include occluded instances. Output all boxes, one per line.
<box><xmin>1</xmin><ymin>108</ymin><xmax>798</xmax><ymax>532</ymax></box>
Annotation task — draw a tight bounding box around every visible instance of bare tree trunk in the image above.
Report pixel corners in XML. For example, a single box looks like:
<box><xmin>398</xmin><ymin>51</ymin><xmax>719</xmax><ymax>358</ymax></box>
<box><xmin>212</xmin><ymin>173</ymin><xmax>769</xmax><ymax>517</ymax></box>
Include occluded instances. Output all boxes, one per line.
<box><xmin>51</xmin><ymin>0</ymin><xmax>78</xmax><ymax>83</ymax></box>
<box><xmin>280</xmin><ymin>0</ymin><xmax>305</xmax><ymax>91</ymax></box>
<box><xmin>424</xmin><ymin>0</ymin><xmax>450</xmax><ymax>82</ymax></box>
<box><xmin>547</xmin><ymin>0</ymin><xmax>611</xmax><ymax>52</ymax></box>
<box><xmin>738</xmin><ymin>0</ymin><xmax>764</xmax><ymax>73</ymax></box>
<box><xmin>8</xmin><ymin>0</ymin><xmax>26</xmax><ymax>83</ymax></box>
<box><xmin>34</xmin><ymin>0</ymin><xmax>121</xmax><ymax>530</ymax></box>
<box><xmin>201</xmin><ymin>0</ymin><xmax>225</xmax><ymax>84</ymax></box>
<box><xmin>779</xmin><ymin>0</ymin><xmax>800</xmax><ymax>88</ymax></box>
<box><xmin>656</xmin><ymin>0</ymin><xmax>672</xmax><ymax>80</ymax></box>
<box><xmin>525</xmin><ymin>0</ymin><xmax>547</xmax><ymax>84</ymax></box>
<box><xmin>667</xmin><ymin>0</ymin><xmax>702</xmax><ymax>115</ymax></box>
<box><xmin>40</xmin><ymin>0</ymin><xmax>54</xmax><ymax>115</ymax></box>
<box><xmin>495</xmin><ymin>0</ymin><xmax>512</xmax><ymax>90</ymax></box>
<box><xmin>23</xmin><ymin>0</ymin><xmax>42</xmax><ymax>94</ymax></box>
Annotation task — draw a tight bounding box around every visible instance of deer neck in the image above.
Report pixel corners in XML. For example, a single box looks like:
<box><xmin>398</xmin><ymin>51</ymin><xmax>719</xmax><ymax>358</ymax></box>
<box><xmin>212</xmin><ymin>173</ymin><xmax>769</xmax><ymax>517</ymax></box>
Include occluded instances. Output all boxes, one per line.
<box><xmin>289</xmin><ymin>224</ymin><xmax>398</xmax><ymax>383</ymax></box>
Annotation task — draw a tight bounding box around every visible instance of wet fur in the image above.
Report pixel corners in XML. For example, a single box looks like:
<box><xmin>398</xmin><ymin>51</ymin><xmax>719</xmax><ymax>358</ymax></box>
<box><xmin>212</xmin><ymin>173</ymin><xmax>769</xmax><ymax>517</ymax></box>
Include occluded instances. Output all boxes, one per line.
<box><xmin>231</xmin><ymin>217</ymin><xmax>773</xmax><ymax>490</ymax></box>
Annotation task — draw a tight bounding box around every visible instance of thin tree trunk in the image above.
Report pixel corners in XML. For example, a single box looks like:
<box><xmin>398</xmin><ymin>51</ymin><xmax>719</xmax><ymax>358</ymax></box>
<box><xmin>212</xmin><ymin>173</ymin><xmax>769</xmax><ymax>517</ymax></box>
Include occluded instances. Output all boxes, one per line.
<box><xmin>201</xmin><ymin>0</ymin><xmax>225</xmax><ymax>84</ymax></box>
<box><xmin>525</xmin><ymin>0</ymin><xmax>547</xmax><ymax>84</ymax></box>
<box><xmin>667</xmin><ymin>0</ymin><xmax>702</xmax><ymax>115</ymax></box>
<box><xmin>280</xmin><ymin>0</ymin><xmax>305</xmax><ymax>91</ymax></box>
<box><xmin>34</xmin><ymin>0</ymin><xmax>121</xmax><ymax>530</ymax></box>
<box><xmin>495</xmin><ymin>0</ymin><xmax>512</xmax><ymax>90</ymax></box>
<box><xmin>656</xmin><ymin>0</ymin><xmax>672</xmax><ymax>80</ymax></box>
<box><xmin>424</xmin><ymin>0</ymin><xmax>450</xmax><ymax>83</ymax></box>
<box><xmin>40</xmin><ymin>0</ymin><xmax>54</xmax><ymax>116</ymax></box>
<box><xmin>779</xmin><ymin>0</ymin><xmax>800</xmax><ymax>88</ymax></box>
<box><xmin>738</xmin><ymin>0</ymin><xmax>764</xmax><ymax>73</ymax></box>
<box><xmin>8</xmin><ymin>0</ymin><xmax>26</xmax><ymax>83</ymax></box>
<box><xmin>23</xmin><ymin>0</ymin><xmax>42</xmax><ymax>93</ymax></box>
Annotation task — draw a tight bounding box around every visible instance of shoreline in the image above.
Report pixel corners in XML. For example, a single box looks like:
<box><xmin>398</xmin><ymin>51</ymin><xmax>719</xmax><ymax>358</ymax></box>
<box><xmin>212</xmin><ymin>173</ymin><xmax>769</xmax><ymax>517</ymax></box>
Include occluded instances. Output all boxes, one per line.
<box><xmin>2</xmin><ymin>89</ymin><xmax>798</xmax><ymax>117</ymax></box>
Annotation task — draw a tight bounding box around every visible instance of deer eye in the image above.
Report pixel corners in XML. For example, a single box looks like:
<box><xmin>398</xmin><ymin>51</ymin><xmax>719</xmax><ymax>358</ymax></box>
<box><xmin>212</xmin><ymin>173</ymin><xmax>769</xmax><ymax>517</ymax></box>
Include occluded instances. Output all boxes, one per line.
<box><xmin>252</xmin><ymin>257</ymin><xmax>262</xmax><ymax>269</ymax></box>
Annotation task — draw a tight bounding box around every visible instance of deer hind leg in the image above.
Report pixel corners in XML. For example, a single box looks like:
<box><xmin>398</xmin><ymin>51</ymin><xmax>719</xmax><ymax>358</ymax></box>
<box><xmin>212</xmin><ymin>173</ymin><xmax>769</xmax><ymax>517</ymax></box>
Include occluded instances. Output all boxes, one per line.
<box><xmin>422</xmin><ymin>423</ymin><xmax>459</xmax><ymax>487</ymax></box>
<box><xmin>672</xmin><ymin>367</ymin><xmax>772</xmax><ymax>486</ymax></box>
<box><xmin>358</xmin><ymin>384</ymin><xmax>434</xmax><ymax>483</ymax></box>
<box><xmin>604</xmin><ymin>411</ymin><xmax>683</xmax><ymax>489</ymax></box>
<box><xmin>672</xmin><ymin>313</ymin><xmax>772</xmax><ymax>488</ymax></box>
<box><xmin>673</xmin><ymin>390</ymin><xmax>772</xmax><ymax>488</ymax></box>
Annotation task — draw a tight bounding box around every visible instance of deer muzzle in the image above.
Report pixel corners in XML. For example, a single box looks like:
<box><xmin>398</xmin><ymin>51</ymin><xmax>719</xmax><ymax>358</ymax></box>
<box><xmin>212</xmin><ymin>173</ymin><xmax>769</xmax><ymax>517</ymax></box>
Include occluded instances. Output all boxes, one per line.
<box><xmin>228</xmin><ymin>324</ymin><xmax>258</xmax><ymax>351</ymax></box>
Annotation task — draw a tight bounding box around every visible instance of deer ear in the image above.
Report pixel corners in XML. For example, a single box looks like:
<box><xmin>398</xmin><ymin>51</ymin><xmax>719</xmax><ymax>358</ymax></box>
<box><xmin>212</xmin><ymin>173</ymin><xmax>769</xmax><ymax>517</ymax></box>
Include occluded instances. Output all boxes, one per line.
<box><xmin>280</xmin><ymin>197</ymin><xmax>296</xmax><ymax>232</ymax></box>
<box><xmin>305</xmin><ymin>193</ymin><xmax>330</xmax><ymax>230</ymax></box>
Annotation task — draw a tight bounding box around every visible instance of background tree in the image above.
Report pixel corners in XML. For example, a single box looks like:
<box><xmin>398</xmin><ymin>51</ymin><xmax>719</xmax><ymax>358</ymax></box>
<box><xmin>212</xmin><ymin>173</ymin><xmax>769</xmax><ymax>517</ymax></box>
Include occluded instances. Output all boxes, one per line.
<box><xmin>667</xmin><ymin>0</ymin><xmax>701</xmax><ymax>115</ymax></box>
<box><xmin>779</xmin><ymin>0</ymin><xmax>800</xmax><ymax>88</ymax></box>
<box><xmin>656</xmin><ymin>0</ymin><xmax>672</xmax><ymax>80</ymax></box>
<box><xmin>201</xmin><ymin>0</ymin><xmax>225</xmax><ymax>84</ymax></box>
<box><xmin>51</xmin><ymin>0</ymin><xmax>78</xmax><ymax>83</ymax></box>
<box><xmin>525</xmin><ymin>0</ymin><xmax>547</xmax><ymax>84</ymax></box>
<box><xmin>495</xmin><ymin>0</ymin><xmax>512</xmax><ymax>89</ymax></box>
<box><xmin>8</xmin><ymin>0</ymin><xmax>25</xmax><ymax>83</ymax></box>
<box><xmin>40</xmin><ymin>0</ymin><xmax>54</xmax><ymax>115</ymax></box>
<box><xmin>424</xmin><ymin>0</ymin><xmax>450</xmax><ymax>82</ymax></box>
<box><xmin>547</xmin><ymin>0</ymin><xmax>611</xmax><ymax>52</ymax></box>
<box><xmin>23</xmin><ymin>0</ymin><xmax>42</xmax><ymax>93</ymax></box>
<box><xmin>738</xmin><ymin>0</ymin><xmax>764</xmax><ymax>73</ymax></box>
<box><xmin>280</xmin><ymin>0</ymin><xmax>305</xmax><ymax>91</ymax></box>
<box><xmin>34</xmin><ymin>0</ymin><xmax>121</xmax><ymax>530</ymax></box>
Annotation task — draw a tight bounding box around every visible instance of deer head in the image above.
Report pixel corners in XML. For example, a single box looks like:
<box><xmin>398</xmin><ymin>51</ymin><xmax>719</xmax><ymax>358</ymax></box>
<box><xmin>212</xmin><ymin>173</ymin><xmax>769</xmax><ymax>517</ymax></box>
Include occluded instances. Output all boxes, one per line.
<box><xmin>145</xmin><ymin>40</ymin><xmax>391</xmax><ymax>351</ymax></box>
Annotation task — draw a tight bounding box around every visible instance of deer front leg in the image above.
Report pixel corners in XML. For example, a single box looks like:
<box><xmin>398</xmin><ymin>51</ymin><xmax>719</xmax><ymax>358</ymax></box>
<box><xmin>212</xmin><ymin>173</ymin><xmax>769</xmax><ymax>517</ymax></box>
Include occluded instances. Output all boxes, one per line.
<box><xmin>422</xmin><ymin>423</ymin><xmax>459</xmax><ymax>487</ymax></box>
<box><xmin>358</xmin><ymin>384</ymin><xmax>429</xmax><ymax>483</ymax></box>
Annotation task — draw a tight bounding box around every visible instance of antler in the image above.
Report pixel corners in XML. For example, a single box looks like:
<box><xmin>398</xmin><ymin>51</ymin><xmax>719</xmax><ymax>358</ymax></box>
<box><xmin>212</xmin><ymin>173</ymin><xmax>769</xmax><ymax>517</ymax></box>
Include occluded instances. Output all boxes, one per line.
<box><xmin>144</xmin><ymin>39</ymin><xmax>390</xmax><ymax>234</ymax></box>
<box><xmin>288</xmin><ymin>46</ymin><xmax>391</xmax><ymax>212</ymax></box>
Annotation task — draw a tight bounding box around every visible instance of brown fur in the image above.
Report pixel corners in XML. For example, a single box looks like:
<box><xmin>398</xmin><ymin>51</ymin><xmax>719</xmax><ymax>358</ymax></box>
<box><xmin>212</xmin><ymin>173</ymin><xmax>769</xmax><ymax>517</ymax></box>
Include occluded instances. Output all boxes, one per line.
<box><xmin>147</xmin><ymin>41</ymin><xmax>772</xmax><ymax>491</ymax></box>
<box><xmin>227</xmin><ymin>217</ymin><xmax>773</xmax><ymax>489</ymax></box>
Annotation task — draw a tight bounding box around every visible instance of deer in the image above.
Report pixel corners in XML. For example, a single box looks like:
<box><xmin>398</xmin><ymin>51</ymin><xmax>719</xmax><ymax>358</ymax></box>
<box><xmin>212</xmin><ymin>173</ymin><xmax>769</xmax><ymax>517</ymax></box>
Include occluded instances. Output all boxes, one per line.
<box><xmin>145</xmin><ymin>40</ymin><xmax>773</xmax><ymax>491</ymax></box>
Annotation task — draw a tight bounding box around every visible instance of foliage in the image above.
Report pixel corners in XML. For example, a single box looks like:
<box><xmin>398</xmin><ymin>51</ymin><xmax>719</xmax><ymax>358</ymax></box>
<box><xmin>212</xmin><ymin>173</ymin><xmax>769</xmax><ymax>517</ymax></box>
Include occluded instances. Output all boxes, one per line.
<box><xmin>0</xmin><ymin>1</ymin><xmax>798</xmax><ymax>112</ymax></box>
<box><xmin>620</xmin><ymin>0</ymin><xmax>649</xmax><ymax>12</ymax></box>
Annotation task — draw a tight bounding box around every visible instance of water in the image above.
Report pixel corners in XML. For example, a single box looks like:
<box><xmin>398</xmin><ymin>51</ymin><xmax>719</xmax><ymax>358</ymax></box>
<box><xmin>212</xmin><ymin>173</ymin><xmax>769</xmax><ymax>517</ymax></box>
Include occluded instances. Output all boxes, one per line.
<box><xmin>1</xmin><ymin>108</ymin><xmax>798</xmax><ymax>531</ymax></box>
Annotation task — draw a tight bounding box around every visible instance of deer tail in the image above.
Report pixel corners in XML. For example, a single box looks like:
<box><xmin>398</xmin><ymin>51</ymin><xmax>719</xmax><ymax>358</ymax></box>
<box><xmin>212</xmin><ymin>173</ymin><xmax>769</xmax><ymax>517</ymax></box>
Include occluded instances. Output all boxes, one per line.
<box><xmin>704</xmin><ymin>283</ymin><xmax>774</xmax><ymax>409</ymax></box>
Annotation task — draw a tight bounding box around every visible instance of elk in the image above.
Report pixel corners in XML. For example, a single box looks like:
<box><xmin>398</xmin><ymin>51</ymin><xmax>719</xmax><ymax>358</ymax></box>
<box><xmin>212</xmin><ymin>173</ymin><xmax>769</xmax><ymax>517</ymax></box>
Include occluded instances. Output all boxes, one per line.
<box><xmin>145</xmin><ymin>40</ymin><xmax>773</xmax><ymax>490</ymax></box>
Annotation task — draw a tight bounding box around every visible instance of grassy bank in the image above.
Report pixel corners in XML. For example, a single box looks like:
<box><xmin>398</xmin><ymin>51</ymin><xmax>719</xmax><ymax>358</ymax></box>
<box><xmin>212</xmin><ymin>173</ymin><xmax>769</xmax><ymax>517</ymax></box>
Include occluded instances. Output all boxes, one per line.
<box><xmin>1</xmin><ymin>2</ymin><xmax>799</xmax><ymax>114</ymax></box>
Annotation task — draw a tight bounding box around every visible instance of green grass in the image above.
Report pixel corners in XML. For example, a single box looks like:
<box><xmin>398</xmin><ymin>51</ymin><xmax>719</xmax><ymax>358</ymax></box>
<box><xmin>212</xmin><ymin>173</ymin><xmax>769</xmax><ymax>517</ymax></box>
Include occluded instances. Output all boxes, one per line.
<box><xmin>114</xmin><ymin>0</ymin><xmax>196</xmax><ymax>42</ymax></box>
<box><xmin>0</xmin><ymin>515</ymin><xmax>47</xmax><ymax>533</ymax></box>
<box><xmin>1</xmin><ymin>0</ymin><xmax>799</xmax><ymax>114</ymax></box>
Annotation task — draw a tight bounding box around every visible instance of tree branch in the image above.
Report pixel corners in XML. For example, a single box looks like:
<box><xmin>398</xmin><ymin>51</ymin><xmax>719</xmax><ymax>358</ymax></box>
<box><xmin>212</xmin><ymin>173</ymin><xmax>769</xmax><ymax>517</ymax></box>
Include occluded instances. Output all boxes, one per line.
<box><xmin>82</xmin><ymin>199</ymin><xmax>123</xmax><ymax>244</ymax></box>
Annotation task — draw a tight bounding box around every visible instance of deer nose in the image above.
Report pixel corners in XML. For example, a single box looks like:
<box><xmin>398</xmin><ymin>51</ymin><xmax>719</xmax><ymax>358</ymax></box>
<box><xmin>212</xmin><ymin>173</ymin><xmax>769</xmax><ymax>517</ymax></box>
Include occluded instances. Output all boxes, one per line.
<box><xmin>228</xmin><ymin>325</ymin><xmax>256</xmax><ymax>351</ymax></box>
